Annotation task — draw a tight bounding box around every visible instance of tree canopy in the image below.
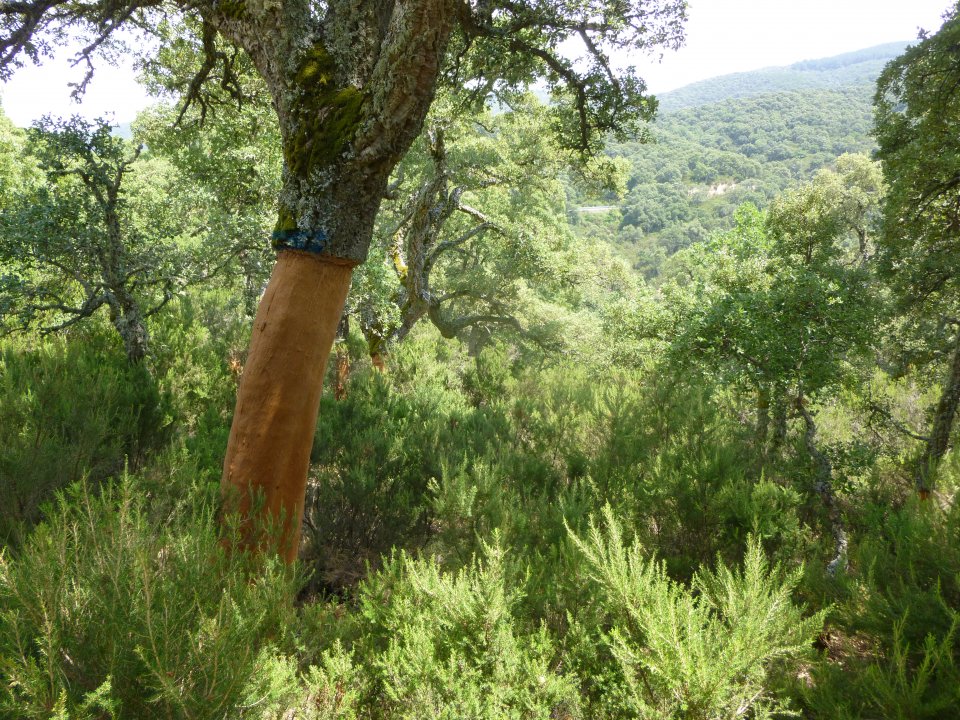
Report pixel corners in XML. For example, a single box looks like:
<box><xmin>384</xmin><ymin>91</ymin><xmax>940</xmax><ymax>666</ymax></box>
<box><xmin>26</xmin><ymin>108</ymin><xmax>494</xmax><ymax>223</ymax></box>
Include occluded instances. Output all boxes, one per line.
<box><xmin>2</xmin><ymin>0</ymin><xmax>687</xmax><ymax>261</ymax></box>
<box><xmin>874</xmin><ymin>2</ymin><xmax>960</xmax><ymax>309</ymax></box>
<box><xmin>0</xmin><ymin>115</ymin><xmax>210</xmax><ymax>362</ymax></box>
<box><xmin>1</xmin><ymin>0</ymin><xmax>692</xmax><ymax>560</ymax></box>
<box><xmin>874</xmin><ymin>3</ymin><xmax>960</xmax><ymax>491</ymax></box>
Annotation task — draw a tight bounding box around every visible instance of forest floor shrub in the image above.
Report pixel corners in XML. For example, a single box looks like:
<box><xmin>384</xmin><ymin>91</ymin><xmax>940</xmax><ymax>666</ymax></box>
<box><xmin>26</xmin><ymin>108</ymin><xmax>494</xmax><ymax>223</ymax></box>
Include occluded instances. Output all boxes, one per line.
<box><xmin>0</xmin><ymin>337</ymin><xmax>166</xmax><ymax>547</ymax></box>
<box><xmin>566</xmin><ymin>508</ymin><xmax>824</xmax><ymax>719</ymax></box>
<box><xmin>801</xmin><ymin>468</ymin><xmax>960</xmax><ymax>718</ymax></box>
<box><xmin>0</xmin><ymin>478</ymin><xmax>302</xmax><ymax>720</ymax></box>
<box><xmin>4</xmin><ymin>322</ymin><xmax>958</xmax><ymax>718</ymax></box>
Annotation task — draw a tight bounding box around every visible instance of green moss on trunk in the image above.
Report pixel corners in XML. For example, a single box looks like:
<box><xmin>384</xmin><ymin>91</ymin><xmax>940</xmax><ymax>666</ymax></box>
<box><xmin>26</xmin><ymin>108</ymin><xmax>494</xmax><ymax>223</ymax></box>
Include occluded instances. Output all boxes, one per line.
<box><xmin>284</xmin><ymin>44</ymin><xmax>365</xmax><ymax>178</ymax></box>
<box><xmin>275</xmin><ymin>44</ymin><xmax>367</xmax><ymax>235</ymax></box>
<box><xmin>216</xmin><ymin>0</ymin><xmax>247</xmax><ymax>20</ymax></box>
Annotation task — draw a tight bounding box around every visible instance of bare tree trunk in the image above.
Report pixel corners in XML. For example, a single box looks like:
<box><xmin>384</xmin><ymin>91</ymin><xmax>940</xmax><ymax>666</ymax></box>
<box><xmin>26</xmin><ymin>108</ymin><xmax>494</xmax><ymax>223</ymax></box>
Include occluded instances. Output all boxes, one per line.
<box><xmin>364</xmin><ymin>300</ymin><xmax>428</xmax><ymax>373</ymax></box>
<box><xmin>108</xmin><ymin>292</ymin><xmax>149</xmax><ymax>364</ymax></box>
<box><xmin>102</xmin><ymin>172</ymin><xmax>149</xmax><ymax>365</ymax></box>
<box><xmin>798</xmin><ymin>398</ymin><xmax>848</xmax><ymax>575</ymax></box>
<box><xmin>215</xmin><ymin>3</ymin><xmax>453</xmax><ymax>563</ymax></box>
<box><xmin>221</xmin><ymin>251</ymin><xmax>353</xmax><ymax>563</ymax></box>
<box><xmin>916</xmin><ymin>333</ymin><xmax>960</xmax><ymax>496</ymax></box>
<box><xmin>467</xmin><ymin>324</ymin><xmax>491</xmax><ymax>357</ymax></box>
<box><xmin>334</xmin><ymin>313</ymin><xmax>350</xmax><ymax>400</ymax></box>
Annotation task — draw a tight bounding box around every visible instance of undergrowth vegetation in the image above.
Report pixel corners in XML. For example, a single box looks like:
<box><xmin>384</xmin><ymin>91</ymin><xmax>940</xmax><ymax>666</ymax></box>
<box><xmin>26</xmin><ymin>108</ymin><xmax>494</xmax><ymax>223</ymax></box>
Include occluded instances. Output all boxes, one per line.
<box><xmin>1</xmin><ymin>305</ymin><xmax>958</xmax><ymax>719</ymax></box>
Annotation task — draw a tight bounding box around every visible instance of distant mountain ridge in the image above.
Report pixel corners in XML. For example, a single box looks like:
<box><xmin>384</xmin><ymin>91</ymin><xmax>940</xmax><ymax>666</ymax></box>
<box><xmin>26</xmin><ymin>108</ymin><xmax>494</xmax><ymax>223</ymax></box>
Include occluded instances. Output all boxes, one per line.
<box><xmin>572</xmin><ymin>42</ymin><xmax>911</xmax><ymax>278</ymax></box>
<box><xmin>657</xmin><ymin>41</ymin><xmax>909</xmax><ymax>112</ymax></box>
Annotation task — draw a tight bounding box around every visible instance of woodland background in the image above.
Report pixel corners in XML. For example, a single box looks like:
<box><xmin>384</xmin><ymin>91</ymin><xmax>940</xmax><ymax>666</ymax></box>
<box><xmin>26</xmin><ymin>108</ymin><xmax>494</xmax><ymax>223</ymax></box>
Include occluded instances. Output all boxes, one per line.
<box><xmin>0</xmin><ymin>9</ymin><xmax>959</xmax><ymax>720</ymax></box>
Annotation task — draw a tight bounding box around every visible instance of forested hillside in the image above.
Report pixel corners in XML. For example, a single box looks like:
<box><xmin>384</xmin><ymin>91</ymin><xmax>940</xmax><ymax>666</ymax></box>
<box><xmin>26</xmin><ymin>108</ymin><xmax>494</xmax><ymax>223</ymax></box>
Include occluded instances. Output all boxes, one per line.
<box><xmin>658</xmin><ymin>42</ymin><xmax>907</xmax><ymax>111</ymax></box>
<box><xmin>575</xmin><ymin>44</ymin><xmax>901</xmax><ymax>277</ymax></box>
<box><xmin>2</xmin><ymin>2</ymin><xmax>960</xmax><ymax>719</ymax></box>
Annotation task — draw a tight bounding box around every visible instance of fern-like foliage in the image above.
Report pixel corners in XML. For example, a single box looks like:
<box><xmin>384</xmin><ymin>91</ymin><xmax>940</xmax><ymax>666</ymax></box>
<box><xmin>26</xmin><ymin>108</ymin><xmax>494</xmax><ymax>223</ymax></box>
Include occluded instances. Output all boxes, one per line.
<box><xmin>569</xmin><ymin>506</ymin><xmax>825</xmax><ymax>719</ymax></box>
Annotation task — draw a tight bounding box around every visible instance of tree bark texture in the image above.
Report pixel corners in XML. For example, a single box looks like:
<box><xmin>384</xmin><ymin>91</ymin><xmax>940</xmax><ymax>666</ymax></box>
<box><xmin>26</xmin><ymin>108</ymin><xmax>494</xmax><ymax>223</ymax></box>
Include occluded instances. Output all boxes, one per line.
<box><xmin>102</xmin><ymin>151</ymin><xmax>151</xmax><ymax>364</ymax></box>
<box><xmin>213</xmin><ymin>0</ymin><xmax>455</xmax><ymax>562</ymax></box>
<box><xmin>108</xmin><ymin>295</ymin><xmax>149</xmax><ymax>364</ymax></box>
<box><xmin>222</xmin><ymin>250</ymin><xmax>353</xmax><ymax>562</ymax></box>
<box><xmin>916</xmin><ymin>333</ymin><xmax>960</xmax><ymax>495</ymax></box>
<box><xmin>334</xmin><ymin>313</ymin><xmax>351</xmax><ymax>400</ymax></box>
<box><xmin>798</xmin><ymin>400</ymin><xmax>848</xmax><ymax>575</ymax></box>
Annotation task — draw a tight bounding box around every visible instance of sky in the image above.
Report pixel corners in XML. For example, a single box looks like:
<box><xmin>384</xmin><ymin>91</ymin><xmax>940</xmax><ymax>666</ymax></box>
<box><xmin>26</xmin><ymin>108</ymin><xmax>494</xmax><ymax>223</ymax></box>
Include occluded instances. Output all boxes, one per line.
<box><xmin>631</xmin><ymin>0</ymin><xmax>950</xmax><ymax>92</ymax></box>
<box><xmin>0</xmin><ymin>0</ymin><xmax>953</xmax><ymax>127</ymax></box>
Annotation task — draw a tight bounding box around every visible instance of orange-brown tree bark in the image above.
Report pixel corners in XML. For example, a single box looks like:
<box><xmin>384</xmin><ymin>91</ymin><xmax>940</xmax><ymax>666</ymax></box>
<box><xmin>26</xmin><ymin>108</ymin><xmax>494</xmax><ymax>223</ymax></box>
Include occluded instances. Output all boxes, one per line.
<box><xmin>214</xmin><ymin>1</ymin><xmax>456</xmax><ymax>562</ymax></box>
<box><xmin>222</xmin><ymin>252</ymin><xmax>354</xmax><ymax>561</ymax></box>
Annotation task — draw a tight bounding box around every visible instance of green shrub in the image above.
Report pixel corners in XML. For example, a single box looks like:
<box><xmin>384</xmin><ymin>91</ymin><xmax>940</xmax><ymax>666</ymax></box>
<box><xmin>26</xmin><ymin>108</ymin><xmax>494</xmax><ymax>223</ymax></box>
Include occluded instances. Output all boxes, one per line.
<box><xmin>353</xmin><ymin>538</ymin><xmax>580</xmax><ymax>720</ymax></box>
<box><xmin>582</xmin><ymin>376</ymin><xmax>810</xmax><ymax>578</ymax></box>
<box><xmin>0</xmin><ymin>339</ymin><xmax>165</xmax><ymax>546</ymax></box>
<box><xmin>568</xmin><ymin>507</ymin><xmax>825</xmax><ymax>719</ymax></box>
<box><xmin>5</xmin><ymin>317</ymin><xmax>957</xmax><ymax>720</ymax></box>
<box><xmin>265</xmin><ymin>644</ymin><xmax>363</xmax><ymax>720</ymax></box>
<box><xmin>804</xmin><ymin>482</ymin><xmax>960</xmax><ymax>719</ymax></box>
<box><xmin>0</xmin><ymin>479</ymin><xmax>301</xmax><ymax>719</ymax></box>
<box><xmin>859</xmin><ymin>614</ymin><xmax>959</xmax><ymax>719</ymax></box>
<box><xmin>148</xmin><ymin>294</ymin><xmax>251</xmax><ymax>476</ymax></box>
<box><xmin>461</xmin><ymin>343</ymin><xmax>515</xmax><ymax>407</ymax></box>
<box><xmin>303</xmin><ymin>371</ymin><xmax>466</xmax><ymax>590</ymax></box>
<box><xmin>303</xmin><ymin>339</ymin><xmax>812</xmax><ymax>613</ymax></box>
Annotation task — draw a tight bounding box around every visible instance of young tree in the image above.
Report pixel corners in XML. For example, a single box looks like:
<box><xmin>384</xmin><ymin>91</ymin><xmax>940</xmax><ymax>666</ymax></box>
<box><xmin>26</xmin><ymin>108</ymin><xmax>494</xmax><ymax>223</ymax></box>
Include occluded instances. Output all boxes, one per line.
<box><xmin>1</xmin><ymin>0</ymin><xmax>687</xmax><ymax>560</ymax></box>
<box><xmin>875</xmin><ymin>4</ymin><xmax>960</xmax><ymax>494</ymax></box>
<box><xmin>664</xmin><ymin>156</ymin><xmax>884</xmax><ymax>572</ymax></box>
<box><xmin>0</xmin><ymin>116</ymin><xmax>198</xmax><ymax>363</ymax></box>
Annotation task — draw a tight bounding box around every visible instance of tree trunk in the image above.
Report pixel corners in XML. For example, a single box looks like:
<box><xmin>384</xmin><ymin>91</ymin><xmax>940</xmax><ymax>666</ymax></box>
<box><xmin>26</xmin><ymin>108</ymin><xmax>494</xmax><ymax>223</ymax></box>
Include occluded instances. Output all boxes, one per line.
<box><xmin>215</xmin><ymin>3</ymin><xmax>454</xmax><ymax>563</ymax></box>
<box><xmin>221</xmin><ymin>250</ymin><xmax>353</xmax><ymax>562</ymax></box>
<box><xmin>467</xmin><ymin>324</ymin><xmax>491</xmax><ymax>357</ymax></box>
<box><xmin>334</xmin><ymin>314</ymin><xmax>351</xmax><ymax>400</ymax></box>
<box><xmin>756</xmin><ymin>385</ymin><xmax>770</xmax><ymax>448</ymax></box>
<box><xmin>916</xmin><ymin>333</ymin><xmax>960</xmax><ymax>496</ymax></box>
<box><xmin>798</xmin><ymin>399</ymin><xmax>848</xmax><ymax>575</ymax></box>
<box><xmin>108</xmin><ymin>293</ymin><xmax>149</xmax><ymax>364</ymax></box>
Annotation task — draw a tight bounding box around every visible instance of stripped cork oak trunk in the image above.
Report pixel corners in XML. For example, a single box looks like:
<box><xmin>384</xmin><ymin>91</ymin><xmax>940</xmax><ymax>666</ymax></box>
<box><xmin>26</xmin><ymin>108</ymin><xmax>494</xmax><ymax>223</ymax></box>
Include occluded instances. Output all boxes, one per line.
<box><xmin>222</xmin><ymin>251</ymin><xmax>353</xmax><ymax>563</ymax></box>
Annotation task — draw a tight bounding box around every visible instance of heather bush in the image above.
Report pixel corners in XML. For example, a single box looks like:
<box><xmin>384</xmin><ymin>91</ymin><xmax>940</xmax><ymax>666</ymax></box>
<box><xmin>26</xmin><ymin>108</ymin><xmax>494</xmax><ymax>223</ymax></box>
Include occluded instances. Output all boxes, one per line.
<box><xmin>0</xmin><ymin>479</ymin><xmax>300</xmax><ymax>719</ymax></box>
<box><xmin>3</xmin><ymin>316</ymin><xmax>956</xmax><ymax>719</ymax></box>
<box><xmin>0</xmin><ymin>338</ymin><xmax>165</xmax><ymax>546</ymax></box>
<box><xmin>803</xmin><ymin>467</ymin><xmax>960</xmax><ymax>718</ymax></box>
<box><xmin>566</xmin><ymin>508</ymin><xmax>824</xmax><ymax>719</ymax></box>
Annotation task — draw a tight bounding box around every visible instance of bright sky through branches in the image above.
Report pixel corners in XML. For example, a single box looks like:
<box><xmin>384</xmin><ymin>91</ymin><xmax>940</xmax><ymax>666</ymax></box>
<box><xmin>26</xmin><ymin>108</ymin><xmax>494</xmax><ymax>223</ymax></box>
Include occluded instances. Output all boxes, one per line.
<box><xmin>0</xmin><ymin>0</ymin><xmax>952</xmax><ymax>127</ymax></box>
<box><xmin>631</xmin><ymin>0</ymin><xmax>950</xmax><ymax>93</ymax></box>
